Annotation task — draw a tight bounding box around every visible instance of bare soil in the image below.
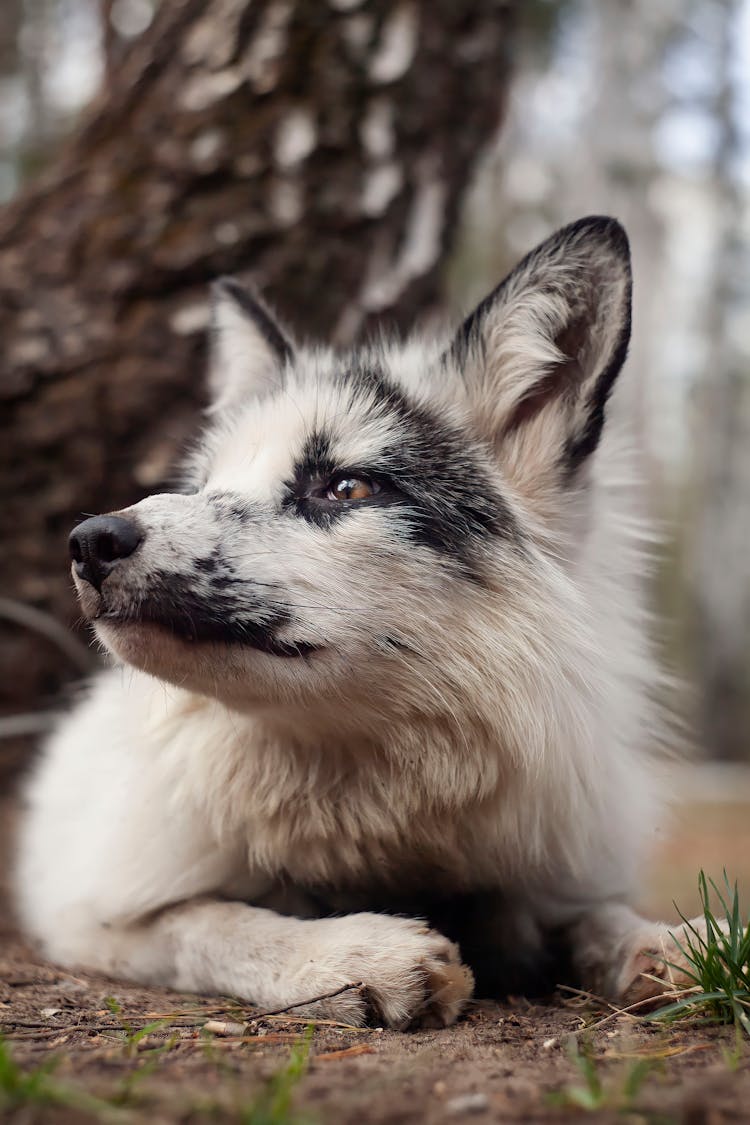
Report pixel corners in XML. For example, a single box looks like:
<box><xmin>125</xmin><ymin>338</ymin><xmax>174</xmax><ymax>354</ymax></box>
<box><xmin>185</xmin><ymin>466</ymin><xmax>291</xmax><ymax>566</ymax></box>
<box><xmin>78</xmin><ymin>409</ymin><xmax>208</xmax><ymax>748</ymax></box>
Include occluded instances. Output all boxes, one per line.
<box><xmin>2</xmin><ymin>790</ymin><xmax>750</xmax><ymax>1124</ymax></box>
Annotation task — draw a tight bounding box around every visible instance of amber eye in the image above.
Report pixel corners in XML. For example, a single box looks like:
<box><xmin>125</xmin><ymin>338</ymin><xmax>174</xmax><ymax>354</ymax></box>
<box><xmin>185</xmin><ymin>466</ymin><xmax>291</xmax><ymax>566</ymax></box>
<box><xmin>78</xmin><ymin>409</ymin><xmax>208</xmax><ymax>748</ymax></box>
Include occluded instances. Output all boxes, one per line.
<box><xmin>326</xmin><ymin>476</ymin><xmax>380</xmax><ymax>502</ymax></box>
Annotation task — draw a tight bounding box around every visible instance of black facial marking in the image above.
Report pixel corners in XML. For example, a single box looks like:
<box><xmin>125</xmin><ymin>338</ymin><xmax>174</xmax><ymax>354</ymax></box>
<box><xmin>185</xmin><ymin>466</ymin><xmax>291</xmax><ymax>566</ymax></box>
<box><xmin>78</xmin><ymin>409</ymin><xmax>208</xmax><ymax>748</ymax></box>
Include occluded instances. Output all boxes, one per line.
<box><xmin>227</xmin><ymin>500</ymin><xmax>254</xmax><ymax>523</ymax></box>
<box><xmin>317</xmin><ymin>362</ymin><xmax>522</xmax><ymax>577</ymax></box>
<box><xmin>103</xmin><ymin>570</ymin><xmax>318</xmax><ymax>657</ymax></box>
<box><xmin>194</xmin><ymin>554</ymin><xmax>218</xmax><ymax>573</ymax></box>
<box><xmin>285</xmin><ymin>447</ymin><xmax>402</xmax><ymax>531</ymax></box>
<box><xmin>295</xmin><ymin>430</ymin><xmax>336</xmax><ymax>483</ymax></box>
<box><xmin>207</xmin><ymin>569</ymin><xmax>243</xmax><ymax>593</ymax></box>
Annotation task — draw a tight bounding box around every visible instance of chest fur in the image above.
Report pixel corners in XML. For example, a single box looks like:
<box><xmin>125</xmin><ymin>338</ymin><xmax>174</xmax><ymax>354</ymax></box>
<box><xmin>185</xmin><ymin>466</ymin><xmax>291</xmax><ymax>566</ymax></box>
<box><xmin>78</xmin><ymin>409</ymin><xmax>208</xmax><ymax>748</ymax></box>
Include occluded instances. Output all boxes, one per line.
<box><xmin>170</xmin><ymin>703</ymin><xmax>553</xmax><ymax>896</ymax></box>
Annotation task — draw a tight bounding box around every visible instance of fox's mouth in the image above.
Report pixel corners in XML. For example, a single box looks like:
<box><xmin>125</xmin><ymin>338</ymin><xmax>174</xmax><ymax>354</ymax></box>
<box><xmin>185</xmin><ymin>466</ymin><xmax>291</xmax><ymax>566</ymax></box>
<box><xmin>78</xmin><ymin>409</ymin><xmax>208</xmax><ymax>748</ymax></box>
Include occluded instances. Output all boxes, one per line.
<box><xmin>76</xmin><ymin>575</ymin><xmax>320</xmax><ymax>659</ymax></box>
<box><xmin>97</xmin><ymin>611</ymin><xmax>321</xmax><ymax>658</ymax></box>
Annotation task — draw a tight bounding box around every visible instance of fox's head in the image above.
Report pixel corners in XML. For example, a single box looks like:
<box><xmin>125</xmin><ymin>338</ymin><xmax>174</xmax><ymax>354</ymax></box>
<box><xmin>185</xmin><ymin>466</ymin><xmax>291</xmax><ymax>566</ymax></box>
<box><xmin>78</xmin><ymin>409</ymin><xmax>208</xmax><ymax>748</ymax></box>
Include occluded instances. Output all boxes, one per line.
<box><xmin>70</xmin><ymin>217</ymin><xmax>637</xmax><ymax>744</ymax></box>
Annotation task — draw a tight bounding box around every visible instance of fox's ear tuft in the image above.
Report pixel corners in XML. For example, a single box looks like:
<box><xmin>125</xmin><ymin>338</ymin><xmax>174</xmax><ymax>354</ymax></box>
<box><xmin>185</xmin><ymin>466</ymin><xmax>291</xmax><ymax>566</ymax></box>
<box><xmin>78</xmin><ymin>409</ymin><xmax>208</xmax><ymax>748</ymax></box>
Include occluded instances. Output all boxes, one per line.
<box><xmin>451</xmin><ymin>216</ymin><xmax>631</xmax><ymax>483</ymax></box>
<box><xmin>208</xmin><ymin>277</ymin><xmax>294</xmax><ymax>412</ymax></box>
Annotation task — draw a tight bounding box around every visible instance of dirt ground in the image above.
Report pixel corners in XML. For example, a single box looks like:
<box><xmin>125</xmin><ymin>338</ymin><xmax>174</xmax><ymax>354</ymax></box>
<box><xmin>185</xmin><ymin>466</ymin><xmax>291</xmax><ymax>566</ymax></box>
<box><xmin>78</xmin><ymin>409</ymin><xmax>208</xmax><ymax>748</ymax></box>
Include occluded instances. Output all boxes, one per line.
<box><xmin>2</xmin><ymin>778</ymin><xmax>750</xmax><ymax>1125</ymax></box>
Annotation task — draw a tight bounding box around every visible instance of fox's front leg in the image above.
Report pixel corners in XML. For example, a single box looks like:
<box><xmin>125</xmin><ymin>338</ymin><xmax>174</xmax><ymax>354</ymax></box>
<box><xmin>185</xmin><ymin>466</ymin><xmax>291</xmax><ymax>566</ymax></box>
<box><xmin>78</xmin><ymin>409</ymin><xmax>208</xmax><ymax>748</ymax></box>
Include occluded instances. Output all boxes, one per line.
<box><xmin>78</xmin><ymin>899</ymin><xmax>473</xmax><ymax>1029</ymax></box>
<box><xmin>16</xmin><ymin>674</ymin><xmax>472</xmax><ymax>1030</ymax></box>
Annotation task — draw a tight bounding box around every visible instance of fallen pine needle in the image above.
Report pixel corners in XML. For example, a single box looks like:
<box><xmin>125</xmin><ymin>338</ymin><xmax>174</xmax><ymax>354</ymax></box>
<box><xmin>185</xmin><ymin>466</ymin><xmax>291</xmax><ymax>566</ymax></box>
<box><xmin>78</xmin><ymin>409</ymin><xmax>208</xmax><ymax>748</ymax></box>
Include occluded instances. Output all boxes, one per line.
<box><xmin>604</xmin><ymin>1042</ymin><xmax>712</xmax><ymax>1061</ymax></box>
<box><xmin>315</xmin><ymin>1044</ymin><xmax>374</xmax><ymax>1061</ymax></box>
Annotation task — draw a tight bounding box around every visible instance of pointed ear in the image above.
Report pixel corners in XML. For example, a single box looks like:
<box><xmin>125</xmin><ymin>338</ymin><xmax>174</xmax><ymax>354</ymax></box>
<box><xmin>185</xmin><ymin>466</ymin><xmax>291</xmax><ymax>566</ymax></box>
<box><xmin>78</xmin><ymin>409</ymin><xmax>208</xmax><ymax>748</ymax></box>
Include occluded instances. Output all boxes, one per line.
<box><xmin>450</xmin><ymin>216</ymin><xmax>631</xmax><ymax>487</ymax></box>
<box><xmin>208</xmin><ymin>277</ymin><xmax>294</xmax><ymax>412</ymax></box>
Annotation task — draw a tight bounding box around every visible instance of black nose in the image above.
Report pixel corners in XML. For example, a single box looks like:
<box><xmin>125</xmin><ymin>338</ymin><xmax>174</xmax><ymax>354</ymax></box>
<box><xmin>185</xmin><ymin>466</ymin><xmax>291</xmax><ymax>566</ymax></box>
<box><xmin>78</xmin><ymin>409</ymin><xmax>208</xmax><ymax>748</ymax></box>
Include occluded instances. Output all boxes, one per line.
<box><xmin>69</xmin><ymin>515</ymin><xmax>142</xmax><ymax>592</ymax></box>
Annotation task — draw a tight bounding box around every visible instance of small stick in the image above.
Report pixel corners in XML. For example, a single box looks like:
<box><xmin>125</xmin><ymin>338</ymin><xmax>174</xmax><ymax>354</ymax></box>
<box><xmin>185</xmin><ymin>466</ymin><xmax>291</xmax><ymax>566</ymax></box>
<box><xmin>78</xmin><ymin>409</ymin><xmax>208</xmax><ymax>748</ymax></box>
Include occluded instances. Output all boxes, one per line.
<box><xmin>242</xmin><ymin>981</ymin><xmax>366</xmax><ymax>1020</ymax></box>
<box><xmin>150</xmin><ymin>985</ymin><xmax>368</xmax><ymax>1026</ymax></box>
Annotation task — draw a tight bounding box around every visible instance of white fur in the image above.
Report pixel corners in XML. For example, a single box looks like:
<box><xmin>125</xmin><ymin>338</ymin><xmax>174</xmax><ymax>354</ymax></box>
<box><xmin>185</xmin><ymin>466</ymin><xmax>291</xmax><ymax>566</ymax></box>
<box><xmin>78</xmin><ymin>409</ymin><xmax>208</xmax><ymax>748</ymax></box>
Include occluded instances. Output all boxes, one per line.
<box><xmin>15</xmin><ymin>220</ymin><xmax>689</xmax><ymax>1026</ymax></box>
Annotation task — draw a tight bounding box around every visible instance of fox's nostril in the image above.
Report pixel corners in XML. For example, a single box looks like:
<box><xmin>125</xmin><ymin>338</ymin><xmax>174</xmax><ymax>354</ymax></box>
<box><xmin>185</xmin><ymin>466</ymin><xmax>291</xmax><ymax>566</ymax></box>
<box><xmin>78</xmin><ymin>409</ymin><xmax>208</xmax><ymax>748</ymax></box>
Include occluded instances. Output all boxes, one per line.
<box><xmin>97</xmin><ymin>532</ymin><xmax>119</xmax><ymax>563</ymax></box>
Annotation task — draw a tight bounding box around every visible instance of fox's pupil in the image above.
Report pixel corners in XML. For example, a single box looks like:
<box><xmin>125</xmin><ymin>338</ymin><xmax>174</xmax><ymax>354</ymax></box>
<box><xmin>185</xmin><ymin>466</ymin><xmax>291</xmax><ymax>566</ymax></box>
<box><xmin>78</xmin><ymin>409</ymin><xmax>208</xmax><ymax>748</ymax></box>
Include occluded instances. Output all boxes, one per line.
<box><xmin>328</xmin><ymin>477</ymin><xmax>376</xmax><ymax>502</ymax></box>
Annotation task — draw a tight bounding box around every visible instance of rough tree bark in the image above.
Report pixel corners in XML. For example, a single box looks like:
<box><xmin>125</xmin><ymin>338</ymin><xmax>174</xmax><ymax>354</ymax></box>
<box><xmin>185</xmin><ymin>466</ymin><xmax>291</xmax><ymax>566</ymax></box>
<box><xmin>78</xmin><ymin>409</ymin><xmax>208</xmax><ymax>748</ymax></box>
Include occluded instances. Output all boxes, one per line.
<box><xmin>0</xmin><ymin>0</ymin><xmax>516</xmax><ymax>772</ymax></box>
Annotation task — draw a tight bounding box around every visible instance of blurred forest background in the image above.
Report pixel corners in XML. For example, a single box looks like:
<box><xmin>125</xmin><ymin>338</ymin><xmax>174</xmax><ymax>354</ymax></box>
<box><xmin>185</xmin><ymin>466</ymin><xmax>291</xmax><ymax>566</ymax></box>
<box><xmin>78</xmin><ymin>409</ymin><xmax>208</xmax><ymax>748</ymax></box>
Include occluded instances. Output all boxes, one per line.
<box><xmin>0</xmin><ymin>0</ymin><xmax>748</xmax><ymax>803</ymax></box>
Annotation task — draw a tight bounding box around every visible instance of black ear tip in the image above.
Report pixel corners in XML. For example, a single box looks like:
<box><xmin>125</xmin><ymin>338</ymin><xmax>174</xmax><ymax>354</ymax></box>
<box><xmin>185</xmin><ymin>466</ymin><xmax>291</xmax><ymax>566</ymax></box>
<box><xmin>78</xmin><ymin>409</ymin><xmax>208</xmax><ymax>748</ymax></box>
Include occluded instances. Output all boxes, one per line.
<box><xmin>212</xmin><ymin>276</ymin><xmax>251</xmax><ymax>302</ymax></box>
<box><xmin>211</xmin><ymin>275</ymin><xmax>235</xmax><ymax>294</ymax></box>
<box><xmin>210</xmin><ymin>274</ymin><xmax>294</xmax><ymax>364</ymax></box>
<box><xmin>567</xmin><ymin>215</ymin><xmax>630</xmax><ymax>259</ymax></box>
<box><xmin>211</xmin><ymin>276</ymin><xmax>268</xmax><ymax>322</ymax></box>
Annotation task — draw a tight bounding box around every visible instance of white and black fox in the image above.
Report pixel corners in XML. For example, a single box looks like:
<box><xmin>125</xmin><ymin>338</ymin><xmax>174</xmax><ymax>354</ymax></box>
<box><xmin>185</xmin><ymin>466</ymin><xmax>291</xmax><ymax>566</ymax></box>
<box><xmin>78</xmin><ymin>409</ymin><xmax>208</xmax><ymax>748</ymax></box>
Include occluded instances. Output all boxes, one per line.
<box><xmin>15</xmin><ymin>217</ymin><xmax>704</xmax><ymax>1028</ymax></box>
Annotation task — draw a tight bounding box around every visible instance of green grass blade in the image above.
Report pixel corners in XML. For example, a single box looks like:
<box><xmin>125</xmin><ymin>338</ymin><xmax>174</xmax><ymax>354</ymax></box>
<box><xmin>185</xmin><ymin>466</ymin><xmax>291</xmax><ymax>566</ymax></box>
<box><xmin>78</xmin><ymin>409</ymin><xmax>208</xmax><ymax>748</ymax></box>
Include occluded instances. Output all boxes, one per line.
<box><xmin>644</xmin><ymin>990</ymin><xmax>730</xmax><ymax>1022</ymax></box>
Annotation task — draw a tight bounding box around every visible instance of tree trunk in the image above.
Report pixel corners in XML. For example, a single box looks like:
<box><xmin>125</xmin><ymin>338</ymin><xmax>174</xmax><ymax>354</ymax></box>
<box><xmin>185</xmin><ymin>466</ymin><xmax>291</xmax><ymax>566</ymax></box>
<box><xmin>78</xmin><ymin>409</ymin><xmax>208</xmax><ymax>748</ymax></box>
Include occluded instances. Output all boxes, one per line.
<box><xmin>0</xmin><ymin>0</ymin><xmax>516</xmax><ymax>773</ymax></box>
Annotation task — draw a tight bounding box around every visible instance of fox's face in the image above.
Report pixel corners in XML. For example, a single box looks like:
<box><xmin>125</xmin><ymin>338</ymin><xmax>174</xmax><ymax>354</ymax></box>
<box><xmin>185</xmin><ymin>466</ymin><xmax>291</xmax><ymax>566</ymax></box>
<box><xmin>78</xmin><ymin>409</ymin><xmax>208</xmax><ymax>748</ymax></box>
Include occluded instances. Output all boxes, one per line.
<box><xmin>70</xmin><ymin>218</ymin><xmax>632</xmax><ymax>733</ymax></box>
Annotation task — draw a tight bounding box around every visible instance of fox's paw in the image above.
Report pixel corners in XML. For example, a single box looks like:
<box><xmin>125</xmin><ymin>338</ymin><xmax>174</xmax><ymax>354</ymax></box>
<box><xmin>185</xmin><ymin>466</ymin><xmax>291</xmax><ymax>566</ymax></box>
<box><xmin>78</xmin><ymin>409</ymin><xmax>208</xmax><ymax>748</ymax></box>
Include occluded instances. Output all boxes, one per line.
<box><xmin>616</xmin><ymin>917</ymin><xmax>724</xmax><ymax>1008</ymax></box>
<box><xmin>297</xmin><ymin>914</ymin><xmax>474</xmax><ymax>1030</ymax></box>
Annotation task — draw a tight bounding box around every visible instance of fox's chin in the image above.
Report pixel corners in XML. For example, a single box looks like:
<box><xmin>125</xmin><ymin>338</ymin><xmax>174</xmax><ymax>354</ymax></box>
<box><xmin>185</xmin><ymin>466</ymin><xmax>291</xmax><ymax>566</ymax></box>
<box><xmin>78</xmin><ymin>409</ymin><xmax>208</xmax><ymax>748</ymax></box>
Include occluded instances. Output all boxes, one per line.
<box><xmin>93</xmin><ymin>618</ymin><xmax>320</xmax><ymax>706</ymax></box>
<box><xmin>95</xmin><ymin>611</ymin><xmax>320</xmax><ymax>657</ymax></box>
<box><xmin>95</xmin><ymin>618</ymin><xmax>228</xmax><ymax>675</ymax></box>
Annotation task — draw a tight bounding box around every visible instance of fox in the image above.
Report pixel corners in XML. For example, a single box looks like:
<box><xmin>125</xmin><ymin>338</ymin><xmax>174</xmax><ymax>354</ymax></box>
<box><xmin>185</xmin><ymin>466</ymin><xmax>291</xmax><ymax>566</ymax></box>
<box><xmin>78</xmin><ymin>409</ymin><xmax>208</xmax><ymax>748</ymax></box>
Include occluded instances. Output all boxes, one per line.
<box><xmin>14</xmin><ymin>217</ymin><xmax>706</xmax><ymax>1029</ymax></box>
